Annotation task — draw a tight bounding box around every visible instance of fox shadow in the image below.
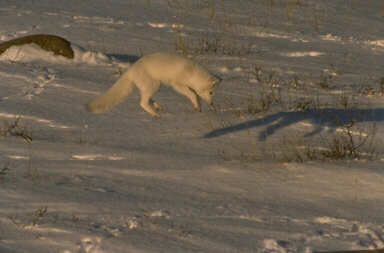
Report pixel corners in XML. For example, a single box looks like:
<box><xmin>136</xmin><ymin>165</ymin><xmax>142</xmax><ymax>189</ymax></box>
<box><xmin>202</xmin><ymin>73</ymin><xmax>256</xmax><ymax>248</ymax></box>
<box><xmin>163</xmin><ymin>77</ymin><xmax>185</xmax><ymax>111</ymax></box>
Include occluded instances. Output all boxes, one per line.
<box><xmin>204</xmin><ymin>108</ymin><xmax>384</xmax><ymax>141</ymax></box>
<box><xmin>109</xmin><ymin>54</ymin><xmax>140</xmax><ymax>63</ymax></box>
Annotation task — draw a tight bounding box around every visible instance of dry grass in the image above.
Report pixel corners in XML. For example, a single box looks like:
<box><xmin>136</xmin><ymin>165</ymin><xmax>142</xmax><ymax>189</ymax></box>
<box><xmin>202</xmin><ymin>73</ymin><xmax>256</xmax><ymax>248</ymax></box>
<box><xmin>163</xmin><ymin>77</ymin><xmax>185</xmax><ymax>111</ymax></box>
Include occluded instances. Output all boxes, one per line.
<box><xmin>0</xmin><ymin>117</ymin><xmax>32</xmax><ymax>142</ymax></box>
<box><xmin>211</xmin><ymin>64</ymin><xmax>380</xmax><ymax>163</ymax></box>
<box><xmin>174</xmin><ymin>32</ymin><xmax>252</xmax><ymax>56</ymax></box>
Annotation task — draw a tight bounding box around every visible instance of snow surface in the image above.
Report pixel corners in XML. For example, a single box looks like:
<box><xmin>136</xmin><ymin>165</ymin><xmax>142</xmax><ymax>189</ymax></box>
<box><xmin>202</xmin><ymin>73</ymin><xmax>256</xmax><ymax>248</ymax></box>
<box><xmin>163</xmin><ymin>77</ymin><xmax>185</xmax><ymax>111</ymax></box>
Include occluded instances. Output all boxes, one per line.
<box><xmin>1</xmin><ymin>1</ymin><xmax>384</xmax><ymax>252</ymax></box>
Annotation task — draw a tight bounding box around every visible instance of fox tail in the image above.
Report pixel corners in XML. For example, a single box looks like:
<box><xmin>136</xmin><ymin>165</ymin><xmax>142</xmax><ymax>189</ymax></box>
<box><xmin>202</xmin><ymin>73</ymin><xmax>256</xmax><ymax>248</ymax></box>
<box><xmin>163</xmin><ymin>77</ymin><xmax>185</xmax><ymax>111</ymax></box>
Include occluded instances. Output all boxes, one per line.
<box><xmin>86</xmin><ymin>73</ymin><xmax>135</xmax><ymax>113</ymax></box>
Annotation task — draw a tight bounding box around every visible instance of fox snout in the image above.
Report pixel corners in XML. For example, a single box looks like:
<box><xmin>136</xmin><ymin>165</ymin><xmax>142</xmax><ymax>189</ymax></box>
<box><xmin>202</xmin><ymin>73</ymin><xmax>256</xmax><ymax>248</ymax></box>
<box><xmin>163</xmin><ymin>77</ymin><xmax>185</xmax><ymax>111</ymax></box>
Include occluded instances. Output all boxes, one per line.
<box><xmin>207</xmin><ymin>98</ymin><xmax>214</xmax><ymax>105</ymax></box>
<box><xmin>199</xmin><ymin>93</ymin><xmax>214</xmax><ymax>106</ymax></box>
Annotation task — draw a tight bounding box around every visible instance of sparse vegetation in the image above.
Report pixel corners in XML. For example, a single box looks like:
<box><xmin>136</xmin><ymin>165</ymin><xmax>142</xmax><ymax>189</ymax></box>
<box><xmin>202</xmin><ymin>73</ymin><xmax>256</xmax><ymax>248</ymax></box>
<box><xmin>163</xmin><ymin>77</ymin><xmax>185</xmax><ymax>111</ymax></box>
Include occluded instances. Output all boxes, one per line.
<box><xmin>0</xmin><ymin>164</ymin><xmax>10</xmax><ymax>183</ymax></box>
<box><xmin>0</xmin><ymin>117</ymin><xmax>32</xmax><ymax>142</ymax></box>
<box><xmin>380</xmin><ymin>77</ymin><xmax>384</xmax><ymax>95</ymax></box>
<box><xmin>357</xmin><ymin>77</ymin><xmax>384</xmax><ymax>96</ymax></box>
<box><xmin>278</xmin><ymin>120</ymin><xmax>377</xmax><ymax>162</ymax></box>
<box><xmin>167</xmin><ymin>0</ymin><xmax>212</xmax><ymax>11</ymax></box>
<box><xmin>32</xmin><ymin>206</ymin><xmax>48</xmax><ymax>226</ymax></box>
<box><xmin>278</xmin><ymin>137</ymin><xmax>318</xmax><ymax>163</ymax></box>
<box><xmin>0</xmin><ymin>117</ymin><xmax>39</xmax><ymax>180</ymax></box>
<box><xmin>321</xmin><ymin>119</ymin><xmax>377</xmax><ymax>160</ymax></box>
<box><xmin>2</xmin><ymin>1</ymin><xmax>384</xmax><ymax>252</ymax></box>
<box><xmin>317</xmin><ymin>73</ymin><xmax>334</xmax><ymax>90</ymax></box>
<box><xmin>174</xmin><ymin>31</ymin><xmax>252</xmax><ymax>56</ymax></box>
<box><xmin>210</xmin><ymin>63</ymin><xmax>380</xmax><ymax>163</ymax></box>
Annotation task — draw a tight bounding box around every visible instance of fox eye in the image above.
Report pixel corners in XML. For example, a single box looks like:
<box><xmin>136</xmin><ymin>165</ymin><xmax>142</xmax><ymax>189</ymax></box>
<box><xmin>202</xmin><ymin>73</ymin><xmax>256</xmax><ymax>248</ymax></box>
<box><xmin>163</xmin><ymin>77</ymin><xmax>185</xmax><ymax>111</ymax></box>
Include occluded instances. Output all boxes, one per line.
<box><xmin>209</xmin><ymin>91</ymin><xmax>214</xmax><ymax>95</ymax></box>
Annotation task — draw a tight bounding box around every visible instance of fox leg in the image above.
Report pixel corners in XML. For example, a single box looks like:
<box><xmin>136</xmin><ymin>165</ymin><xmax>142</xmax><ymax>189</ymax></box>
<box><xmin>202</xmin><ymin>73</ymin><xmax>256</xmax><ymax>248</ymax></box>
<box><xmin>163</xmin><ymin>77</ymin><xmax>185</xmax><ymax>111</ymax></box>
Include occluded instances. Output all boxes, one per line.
<box><xmin>140</xmin><ymin>95</ymin><xmax>160</xmax><ymax>118</ymax></box>
<box><xmin>172</xmin><ymin>85</ymin><xmax>201</xmax><ymax>112</ymax></box>
<box><xmin>138</xmin><ymin>81</ymin><xmax>161</xmax><ymax>118</ymax></box>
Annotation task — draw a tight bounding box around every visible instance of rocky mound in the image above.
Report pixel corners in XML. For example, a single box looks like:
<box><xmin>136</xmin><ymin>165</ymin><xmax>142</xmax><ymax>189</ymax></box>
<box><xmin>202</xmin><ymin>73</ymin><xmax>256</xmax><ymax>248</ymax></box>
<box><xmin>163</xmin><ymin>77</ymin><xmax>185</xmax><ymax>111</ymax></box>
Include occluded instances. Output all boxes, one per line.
<box><xmin>0</xmin><ymin>34</ymin><xmax>74</xmax><ymax>59</ymax></box>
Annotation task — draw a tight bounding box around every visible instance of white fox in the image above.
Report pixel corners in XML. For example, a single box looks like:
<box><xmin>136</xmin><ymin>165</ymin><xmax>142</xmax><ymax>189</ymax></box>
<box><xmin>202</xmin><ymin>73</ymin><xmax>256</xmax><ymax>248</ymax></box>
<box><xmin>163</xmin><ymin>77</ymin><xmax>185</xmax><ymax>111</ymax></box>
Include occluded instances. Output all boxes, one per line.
<box><xmin>86</xmin><ymin>52</ymin><xmax>221</xmax><ymax>117</ymax></box>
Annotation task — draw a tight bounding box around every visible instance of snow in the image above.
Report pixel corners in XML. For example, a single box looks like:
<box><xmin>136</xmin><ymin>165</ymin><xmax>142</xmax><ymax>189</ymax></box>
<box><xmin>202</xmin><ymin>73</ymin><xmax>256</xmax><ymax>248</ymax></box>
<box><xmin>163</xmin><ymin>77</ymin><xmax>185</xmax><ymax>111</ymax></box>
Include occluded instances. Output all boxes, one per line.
<box><xmin>1</xmin><ymin>1</ymin><xmax>384</xmax><ymax>252</ymax></box>
<box><xmin>0</xmin><ymin>43</ymin><xmax>126</xmax><ymax>67</ymax></box>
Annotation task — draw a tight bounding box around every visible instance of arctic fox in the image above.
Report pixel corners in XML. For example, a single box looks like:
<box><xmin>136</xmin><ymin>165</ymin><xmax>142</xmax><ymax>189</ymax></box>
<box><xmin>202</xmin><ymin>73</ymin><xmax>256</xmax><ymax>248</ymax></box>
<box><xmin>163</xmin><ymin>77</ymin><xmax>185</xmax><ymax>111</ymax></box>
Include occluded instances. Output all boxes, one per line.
<box><xmin>86</xmin><ymin>52</ymin><xmax>221</xmax><ymax>117</ymax></box>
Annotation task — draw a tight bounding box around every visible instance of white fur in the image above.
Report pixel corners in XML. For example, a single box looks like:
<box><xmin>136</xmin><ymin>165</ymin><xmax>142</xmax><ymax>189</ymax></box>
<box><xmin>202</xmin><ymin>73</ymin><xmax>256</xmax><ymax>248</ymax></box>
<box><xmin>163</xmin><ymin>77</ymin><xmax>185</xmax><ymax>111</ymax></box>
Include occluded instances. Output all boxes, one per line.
<box><xmin>86</xmin><ymin>52</ymin><xmax>220</xmax><ymax>117</ymax></box>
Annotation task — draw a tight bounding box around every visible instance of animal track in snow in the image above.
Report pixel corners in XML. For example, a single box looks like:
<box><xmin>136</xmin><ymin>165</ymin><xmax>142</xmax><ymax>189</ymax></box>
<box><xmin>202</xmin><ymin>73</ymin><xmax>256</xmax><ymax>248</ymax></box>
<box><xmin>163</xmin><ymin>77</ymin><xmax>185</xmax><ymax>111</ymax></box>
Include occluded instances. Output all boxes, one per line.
<box><xmin>0</xmin><ymin>65</ymin><xmax>56</xmax><ymax>100</ymax></box>
<box><xmin>23</xmin><ymin>66</ymin><xmax>56</xmax><ymax>99</ymax></box>
<box><xmin>26</xmin><ymin>68</ymin><xmax>56</xmax><ymax>98</ymax></box>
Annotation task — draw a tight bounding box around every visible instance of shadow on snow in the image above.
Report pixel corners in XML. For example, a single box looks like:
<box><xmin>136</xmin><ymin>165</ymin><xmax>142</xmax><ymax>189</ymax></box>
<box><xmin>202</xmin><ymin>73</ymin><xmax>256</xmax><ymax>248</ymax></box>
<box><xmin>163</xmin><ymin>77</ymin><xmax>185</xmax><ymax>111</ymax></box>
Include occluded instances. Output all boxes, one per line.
<box><xmin>204</xmin><ymin>108</ymin><xmax>384</xmax><ymax>141</ymax></box>
<box><xmin>109</xmin><ymin>54</ymin><xmax>140</xmax><ymax>63</ymax></box>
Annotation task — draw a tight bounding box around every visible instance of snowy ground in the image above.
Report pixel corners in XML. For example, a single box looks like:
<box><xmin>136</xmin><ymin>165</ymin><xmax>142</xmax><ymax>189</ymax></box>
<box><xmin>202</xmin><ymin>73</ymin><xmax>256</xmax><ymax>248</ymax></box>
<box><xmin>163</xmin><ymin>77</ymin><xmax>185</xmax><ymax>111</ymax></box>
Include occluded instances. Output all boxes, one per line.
<box><xmin>1</xmin><ymin>1</ymin><xmax>384</xmax><ymax>252</ymax></box>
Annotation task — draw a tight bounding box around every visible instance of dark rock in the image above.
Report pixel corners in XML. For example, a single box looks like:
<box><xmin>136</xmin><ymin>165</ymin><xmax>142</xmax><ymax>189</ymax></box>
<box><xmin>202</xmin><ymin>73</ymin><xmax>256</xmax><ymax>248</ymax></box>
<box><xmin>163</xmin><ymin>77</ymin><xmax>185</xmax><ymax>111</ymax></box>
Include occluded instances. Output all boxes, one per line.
<box><xmin>0</xmin><ymin>34</ymin><xmax>74</xmax><ymax>59</ymax></box>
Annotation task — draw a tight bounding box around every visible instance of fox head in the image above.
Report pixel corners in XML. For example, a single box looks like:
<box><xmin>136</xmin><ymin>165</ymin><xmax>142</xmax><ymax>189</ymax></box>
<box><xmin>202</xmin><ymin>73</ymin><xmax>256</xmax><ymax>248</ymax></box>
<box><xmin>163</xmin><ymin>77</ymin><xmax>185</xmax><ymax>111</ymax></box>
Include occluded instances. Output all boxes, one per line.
<box><xmin>197</xmin><ymin>75</ymin><xmax>221</xmax><ymax>105</ymax></box>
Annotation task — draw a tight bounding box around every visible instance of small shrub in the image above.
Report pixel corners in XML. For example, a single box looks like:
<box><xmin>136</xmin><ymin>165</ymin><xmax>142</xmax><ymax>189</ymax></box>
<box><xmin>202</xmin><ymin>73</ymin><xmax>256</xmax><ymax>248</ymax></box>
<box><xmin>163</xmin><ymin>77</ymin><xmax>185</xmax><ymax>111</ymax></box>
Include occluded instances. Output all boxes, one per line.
<box><xmin>279</xmin><ymin>120</ymin><xmax>377</xmax><ymax>162</ymax></box>
<box><xmin>32</xmin><ymin>206</ymin><xmax>48</xmax><ymax>226</ymax></box>
<box><xmin>317</xmin><ymin>74</ymin><xmax>334</xmax><ymax>90</ymax></box>
<box><xmin>0</xmin><ymin>117</ymin><xmax>32</xmax><ymax>142</ymax></box>
<box><xmin>292</xmin><ymin>98</ymin><xmax>315</xmax><ymax>111</ymax></box>
<box><xmin>320</xmin><ymin>119</ymin><xmax>376</xmax><ymax>160</ymax></box>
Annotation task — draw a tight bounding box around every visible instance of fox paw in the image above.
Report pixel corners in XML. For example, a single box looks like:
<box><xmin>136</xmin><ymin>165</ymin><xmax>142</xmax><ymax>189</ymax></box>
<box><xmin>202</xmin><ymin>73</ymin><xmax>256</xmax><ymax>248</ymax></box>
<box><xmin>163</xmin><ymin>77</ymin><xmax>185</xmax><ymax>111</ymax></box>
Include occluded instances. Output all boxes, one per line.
<box><xmin>152</xmin><ymin>112</ymin><xmax>160</xmax><ymax>118</ymax></box>
<box><xmin>153</xmin><ymin>102</ymin><xmax>162</xmax><ymax>111</ymax></box>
